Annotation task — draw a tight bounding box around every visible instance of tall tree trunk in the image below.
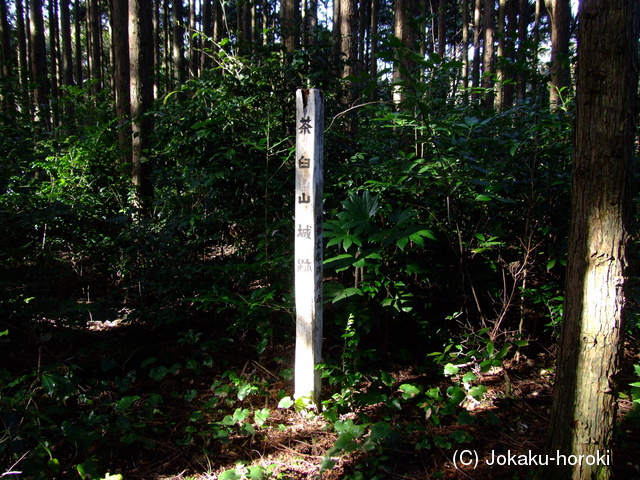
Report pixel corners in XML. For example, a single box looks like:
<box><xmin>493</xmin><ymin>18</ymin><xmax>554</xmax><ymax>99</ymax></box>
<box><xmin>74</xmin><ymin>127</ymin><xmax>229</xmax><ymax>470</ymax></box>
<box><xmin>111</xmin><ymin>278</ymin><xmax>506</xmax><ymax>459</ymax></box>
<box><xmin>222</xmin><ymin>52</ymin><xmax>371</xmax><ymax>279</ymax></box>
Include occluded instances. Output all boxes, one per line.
<box><xmin>543</xmin><ymin>1</ymin><xmax>638</xmax><ymax>479</ymax></box>
<box><xmin>546</xmin><ymin>0</ymin><xmax>571</xmax><ymax>109</ymax></box>
<box><xmin>369</xmin><ymin>0</ymin><xmax>378</xmax><ymax>82</ymax></box>
<box><xmin>0</xmin><ymin>0</ymin><xmax>15</xmax><ymax>111</ymax></box>
<box><xmin>201</xmin><ymin>0</ymin><xmax>213</xmax><ymax>70</ymax></box>
<box><xmin>281</xmin><ymin>0</ymin><xmax>299</xmax><ymax>52</ymax></box>
<box><xmin>339</xmin><ymin>0</ymin><xmax>357</xmax><ymax>80</ymax></box>
<box><xmin>173</xmin><ymin>0</ymin><xmax>185</xmax><ymax>84</ymax></box>
<box><xmin>87</xmin><ymin>0</ymin><xmax>102</xmax><ymax>93</ymax></box>
<box><xmin>482</xmin><ymin>0</ymin><xmax>495</xmax><ymax>109</ymax></box>
<box><xmin>188</xmin><ymin>0</ymin><xmax>198</xmax><ymax>76</ymax></box>
<box><xmin>30</xmin><ymin>0</ymin><xmax>50</xmax><ymax>125</ymax></box>
<box><xmin>60</xmin><ymin>0</ymin><xmax>74</xmax><ymax>89</ymax></box>
<box><xmin>303</xmin><ymin>0</ymin><xmax>317</xmax><ymax>45</ymax></box>
<box><xmin>503</xmin><ymin>0</ymin><xmax>516</xmax><ymax>106</ymax></box>
<box><xmin>153</xmin><ymin>0</ymin><xmax>161</xmax><ymax>92</ymax></box>
<box><xmin>129</xmin><ymin>0</ymin><xmax>154</xmax><ymax>213</ymax></box>
<box><xmin>516</xmin><ymin>0</ymin><xmax>528</xmax><ymax>102</ymax></box>
<box><xmin>461</xmin><ymin>0</ymin><xmax>469</xmax><ymax>99</ymax></box>
<box><xmin>74</xmin><ymin>0</ymin><xmax>83</xmax><ymax>87</ymax></box>
<box><xmin>15</xmin><ymin>0</ymin><xmax>29</xmax><ymax>113</ymax></box>
<box><xmin>495</xmin><ymin>0</ymin><xmax>505</xmax><ymax>110</ymax></box>
<box><xmin>112</xmin><ymin>0</ymin><xmax>130</xmax><ymax>164</ymax></box>
<box><xmin>392</xmin><ymin>0</ymin><xmax>419</xmax><ymax>106</ymax></box>
<box><xmin>437</xmin><ymin>0</ymin><xmax>446</xmax><ymax>58</ymax></box>
<box><xmin>471</xmin><ymin>0</ymin><xmax>482</xmax><ymax>100</ymax></box>
<box><xmin>48</xmin><ymin>0</ymin><xmax>60</xmax><ymax>126</ymax></box>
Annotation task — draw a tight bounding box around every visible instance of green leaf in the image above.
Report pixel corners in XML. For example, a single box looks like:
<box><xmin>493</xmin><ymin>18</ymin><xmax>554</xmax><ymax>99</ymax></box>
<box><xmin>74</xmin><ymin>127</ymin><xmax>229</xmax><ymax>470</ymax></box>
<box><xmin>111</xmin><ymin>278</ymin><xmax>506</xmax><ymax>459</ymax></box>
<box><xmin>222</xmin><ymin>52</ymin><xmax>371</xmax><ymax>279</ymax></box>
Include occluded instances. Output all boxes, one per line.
<box><xmin>468</xmin><ymin>385</ymin><xmax>488</xmax><ymax>401</ymax></box>
<box><xmin>462</xmin><ymin>372</ymin><xmax>477</xmax><ymax>384</ymax></box>
<box><xmin>254</xmin><ymin>408</ymin><xmax>270</xmax><ymax>426</ymax></box>
<box><xmin>116</xmin><ymin>395</ymin><xmax>140</xmax><ymax>411</ymax></box>
<box><xmin>443</xmin><ymin>363</ymin><xmax>459</xmax><ymax>376</ymax></box>
<box><xmin>277</xmin><ymin>396</ymin><xmax>294</xmax><ymax>409</ymax></box>
<box><xmin>447</xmin><ymin>386</ymin><xmax>466</xmax><ymax>405</ymax></box>
<box><xmin>399</xmin><ymin>383</ymin><xmax>421</xmax><ymax>399</ymax></box>
<box><xmin>331</xmin><ymin>287</ymin><xmax>363</xmax><ymax>303</ymax></box>
<box><xmin>41</xmin><ymin>374</ymin><xmax>57</xmax><ymax>395</ymax></box>
<box><xmin>247</xmin><ymin>466</ymin><xmax>265</xmax><ymax>480</ymax></box>
<box><xmin>464</xmin><ymin>116</ymin><xmax>480</xmax><ymax>127</ymax></box>
<box><xmin>219</xmin><ymin>468</ymin><xmax>241</xmax><ymax>480</ymax></box>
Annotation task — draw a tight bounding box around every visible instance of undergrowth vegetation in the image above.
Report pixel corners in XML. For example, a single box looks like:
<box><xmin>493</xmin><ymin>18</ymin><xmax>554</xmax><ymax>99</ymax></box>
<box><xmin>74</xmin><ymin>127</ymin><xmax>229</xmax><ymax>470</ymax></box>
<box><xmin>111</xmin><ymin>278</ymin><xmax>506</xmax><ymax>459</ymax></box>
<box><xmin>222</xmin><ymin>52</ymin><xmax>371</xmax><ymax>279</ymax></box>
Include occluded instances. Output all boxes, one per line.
<box><xmin>1</xmin><ymin>44</ymin><xmax>638</xmax><ymax>479</ymax></box>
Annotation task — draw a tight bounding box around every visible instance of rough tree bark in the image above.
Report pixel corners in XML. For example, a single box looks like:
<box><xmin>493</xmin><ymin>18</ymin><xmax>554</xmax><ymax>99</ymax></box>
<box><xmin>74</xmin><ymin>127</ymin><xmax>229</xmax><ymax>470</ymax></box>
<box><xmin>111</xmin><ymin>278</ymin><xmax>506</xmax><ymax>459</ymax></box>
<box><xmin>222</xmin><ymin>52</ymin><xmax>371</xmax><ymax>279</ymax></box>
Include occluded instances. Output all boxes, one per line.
<box><xmin>129</xmin><ymin>0</ymin><xmax>154</xmax><ymax>213</ymax></box>
<box><xmin>543</xmin><ymin>0</ymin><xmax>638</xmax><ymax>479</ymax></box>
<box><xmin>546</xmin><ymin>0</ymin><xmax>571</xmax><ymax>108</ymax></box>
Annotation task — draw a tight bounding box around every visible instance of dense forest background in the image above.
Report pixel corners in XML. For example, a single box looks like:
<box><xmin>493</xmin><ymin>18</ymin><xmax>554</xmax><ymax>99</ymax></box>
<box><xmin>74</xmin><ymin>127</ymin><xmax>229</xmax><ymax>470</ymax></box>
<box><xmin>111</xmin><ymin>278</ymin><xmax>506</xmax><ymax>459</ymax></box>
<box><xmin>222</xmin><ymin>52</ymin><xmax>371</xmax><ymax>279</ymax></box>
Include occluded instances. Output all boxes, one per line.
<box><xmin>0</xmin><ymin>0</ymin><xmax>638</xmax><ymax>479</ymax></box>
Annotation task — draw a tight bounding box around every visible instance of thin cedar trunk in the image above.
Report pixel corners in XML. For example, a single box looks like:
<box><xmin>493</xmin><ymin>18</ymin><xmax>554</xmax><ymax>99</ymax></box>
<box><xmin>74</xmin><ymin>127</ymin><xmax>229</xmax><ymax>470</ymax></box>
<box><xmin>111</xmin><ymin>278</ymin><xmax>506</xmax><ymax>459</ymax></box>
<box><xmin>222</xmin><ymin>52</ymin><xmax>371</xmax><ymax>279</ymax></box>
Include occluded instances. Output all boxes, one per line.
<box><xmin>546</xmin><ymin>0</ymin><xmax>571</xmax><ymax>108</ymax></box>
<box><xmin>74</xmin><ymin>0</ymin><xmax>82</xmax><ymax>87</ymax></box>
<box><xmin>173</xmin><ymin>0</ymin><xmax>185</xmax><ymax>85</ymax></box>
<box><xmin>516</xmin><ymin>0</ymin><xmax>528</xmax><ymax>102</ymax></box>
<box><xmin>129</xmin><ymin>0</ymin><xmax>154</xmax><ymax>213</ymax></box>
<box><xmin>495</xmin><ymin>0</ymin><xmax>505</xmax><ymax>110</ymax></box>
<box><xmin>201</xmin><ymin>0</ymin><xmax>212</xmax><ymax>70</ymax></box>
<box><xmin>30</xmin><ymin>0</ymin><xmax>50</xmax><ymax>125</ymax></box>
<box><xmin>369</xmin><ymin>0</ymin><xmax>378</xmax><ymax>83</ymax></box>
<box><xmin>437</xmin><ymin>0</ymin><xmax>446</xmax><ymax>58</ymax></box>
<box><xmin>15</xmin><ymin>0</ymin><xmax>29</xmax><ymax>113</ymax></box>
<box><xmin>48</xmin><ymin>0</ymin><xmax>59</xmax><ymax>126</ymax></box>
<box><xmin>188</xmin><ymin>0</ymin><xmax>198</xmax><ymax>76</ymax></box>
<box><xmin>471</xmin><ymin>0</ymin><xmax>482</xmax><ymax>100</ymax></box>
<box><xmin>112</xmin><ymin>0</ymin><xmax>130</xmax><ymax>164</ymax></box>
<box><xmin>461</xmin><ymin>0</ymin><xmax>469</xmax><ymax>98</ymax></box>
<box><xmin>0</xmin><ymin>0</ymin><xmax>15</xmax><ymax>111</ymax></box>
<box><xmin>87</xmin><ymin>0</ymin><xmax>102</xmax><ymax>93</ymax></box>
<box><xmin>482</xmin><ymin>0</ymin><xmax>495</xmax><ymax>108</ymax></box>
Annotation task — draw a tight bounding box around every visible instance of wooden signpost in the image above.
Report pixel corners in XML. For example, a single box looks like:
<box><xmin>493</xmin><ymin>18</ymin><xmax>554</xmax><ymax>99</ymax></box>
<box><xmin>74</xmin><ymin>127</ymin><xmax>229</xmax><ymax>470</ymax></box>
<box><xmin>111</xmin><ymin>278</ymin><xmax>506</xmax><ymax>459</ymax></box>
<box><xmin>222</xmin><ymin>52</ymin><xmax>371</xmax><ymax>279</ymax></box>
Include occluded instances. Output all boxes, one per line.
<box><xmin>294</xmin><ymin>89</ymin><xmax>324</xmax><ymax>407</ymax></box>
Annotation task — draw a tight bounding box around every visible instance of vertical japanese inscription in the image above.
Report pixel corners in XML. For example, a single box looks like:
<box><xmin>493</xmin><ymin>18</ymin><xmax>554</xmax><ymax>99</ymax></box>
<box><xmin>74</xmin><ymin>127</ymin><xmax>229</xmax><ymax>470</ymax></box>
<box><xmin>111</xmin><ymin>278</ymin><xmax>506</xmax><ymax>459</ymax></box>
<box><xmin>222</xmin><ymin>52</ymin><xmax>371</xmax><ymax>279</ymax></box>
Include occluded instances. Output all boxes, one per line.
<box><xmin>294</xmin><ymin>89</ymin><xmax>324</xmax><ymax>407</ymax></box>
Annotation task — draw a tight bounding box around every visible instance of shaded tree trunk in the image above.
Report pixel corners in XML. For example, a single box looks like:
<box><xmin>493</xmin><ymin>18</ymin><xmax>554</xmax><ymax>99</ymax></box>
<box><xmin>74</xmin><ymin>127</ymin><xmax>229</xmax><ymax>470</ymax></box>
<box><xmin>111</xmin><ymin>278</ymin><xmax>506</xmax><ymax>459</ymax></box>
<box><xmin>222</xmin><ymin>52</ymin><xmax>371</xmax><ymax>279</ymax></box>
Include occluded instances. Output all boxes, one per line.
<box><xmin>281</xmin><ymin>0</ymin><xmax>299</xmax><ymax>52</ymax></box>
<box><xmin>546</xmin><ymin>0</ymin><xmax>571</xmax><ymax>108</ymax></box>
<box><xmin>0</xmin><ymin>0</ymin><xmax>15</xmax><ymax>111</ymax></box>
<box><xmin>201</xmin><ymin>0</ymin><xmax>213</xmax><ymax>69</ymax></box>
<box><xmin>516</xmin><ymin>0</ymin><xmax>528</xmax><ymax>102</ymax></box>
<box><xmin>112</xmin><ymin>0</ymin><xmax>130</xmax><ymax>164</ymax></box>
<box><xmin>482</xmin><ymin>0</ymin><xmax>495</xmax><ymax>108</ymax></box>
<box><xmin>392</xmin><ymin>0</ymin><xmax>420</xmax><ymax>105</ymax></box>
<box><xmin>495</xmin><ymin>0</ymin><xmax>506</xmax><ymax>110</ymax></box>
<box><xmin>543</xmin><ymin>1</ymin><xmax>638</xmax><ymax>479</ymax></box>
<box><xmin>49</xmin><ymin>0</ymin><xmax>60</xmax><ymax>125</ymax></box>
<box><xmin>129</xmin><ymin>0</ymin><xmax>154</xmax><ymax>213</ymax></box>
<box><xmin>15</xmin><ymin>0</ymin><xmax>29</xmax><ymax>113</ymax></box>
<box><xmin>189</xmin><ymin>0</ymin><xmax>198</xmax><ymax>76</ymax></box>
<box><xmin>60</xmin><ymin>0</ymin><xmax>74</xmax><ymax>89</ymax></box>
<box><xmin>471</xmin><ymin>0</ymin><xmax>482</xmax><ymax>99</ymax></box>
<box><xmin>369</xmin><ymin>0</ymin><xmax>378</xmax><ymax>82</ymax></box>
<box><xmin>74</xmin><ymin>0</ymin><xmax>83</xmax><ymax>87</ymax></box>
<box><xmin>87</xmin><ymin>0</ymin><xmax>102</xmax><ymax>93</ymax></box>
<box><xmin>30</xmin><ymin>0</ymin><xmax>50</xmax><ymax>125</ymax></box>
<box><xmin>173</xmin><ymin>0</ymin><xmax>186</xmax><ymax>84</ymax></box>
<box><xmin>437</xmin><ymin>0</ymin><xmax>446</xmax><ymax>58</ymax></box>
<box><xmin>461</xmin><ymin>0</ymin><xmax>469</xmax><ymax>98</ymax></box>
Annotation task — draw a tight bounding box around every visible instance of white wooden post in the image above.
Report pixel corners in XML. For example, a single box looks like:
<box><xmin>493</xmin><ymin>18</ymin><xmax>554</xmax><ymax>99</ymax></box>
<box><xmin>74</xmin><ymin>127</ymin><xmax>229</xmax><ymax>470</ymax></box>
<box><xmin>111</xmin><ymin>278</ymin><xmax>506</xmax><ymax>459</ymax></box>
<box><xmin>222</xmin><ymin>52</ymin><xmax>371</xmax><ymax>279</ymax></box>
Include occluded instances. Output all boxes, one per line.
<box><xmin>294</xmin><ymin>89</ymin><xmax>323</xmax><ymax>407</ymax></box>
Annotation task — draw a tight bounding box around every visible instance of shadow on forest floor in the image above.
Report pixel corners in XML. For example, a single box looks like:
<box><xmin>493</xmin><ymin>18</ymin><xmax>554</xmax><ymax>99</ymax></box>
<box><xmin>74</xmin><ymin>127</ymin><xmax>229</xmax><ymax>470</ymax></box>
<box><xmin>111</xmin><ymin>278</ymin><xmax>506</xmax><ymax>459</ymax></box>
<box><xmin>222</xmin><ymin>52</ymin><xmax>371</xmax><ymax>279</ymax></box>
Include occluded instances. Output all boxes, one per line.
<box><xmin>2</xmin><ymin>315</ymin><xmax>640</xmax><ymax>480</ymax></box>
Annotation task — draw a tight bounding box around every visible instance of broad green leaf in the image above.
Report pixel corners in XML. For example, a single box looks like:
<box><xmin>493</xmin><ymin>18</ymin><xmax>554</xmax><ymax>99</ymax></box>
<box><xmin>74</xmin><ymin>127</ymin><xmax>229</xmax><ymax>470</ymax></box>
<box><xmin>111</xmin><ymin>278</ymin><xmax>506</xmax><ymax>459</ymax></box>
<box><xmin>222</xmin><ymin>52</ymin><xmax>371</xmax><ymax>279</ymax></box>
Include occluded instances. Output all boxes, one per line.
<box><xmin>399</xmin><ymin>383</ymin><xmax>421</xmax><ymax>399</ymax></box>
<box><xmin>443</xmin><ymin>363</ymin><xmax>459</xmax><ymax>376</ymax></box>
<box><xmin>468</xmin><ymin>385</ymin><xmax>488</xmax><ymax>401</ymax></box>
<box><xmin>254</xmin><ymin>408</ymin><xmax>270</xmax><ymax>426</ymax></box>
<box><xmin>277</xmin><ymin>396</ymin><xmax>294</xmax><ymax>409</ymax></box>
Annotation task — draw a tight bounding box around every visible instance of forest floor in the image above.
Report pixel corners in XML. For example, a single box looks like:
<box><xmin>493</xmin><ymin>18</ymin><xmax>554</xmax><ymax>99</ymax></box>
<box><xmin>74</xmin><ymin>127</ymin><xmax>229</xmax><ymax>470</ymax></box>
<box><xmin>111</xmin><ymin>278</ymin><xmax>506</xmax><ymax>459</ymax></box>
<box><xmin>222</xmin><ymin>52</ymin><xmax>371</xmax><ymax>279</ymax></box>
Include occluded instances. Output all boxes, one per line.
<box><xmin>3</xmin><ymin>315</ymin><xmax>640</xmax><ymax>480</ymax></box>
